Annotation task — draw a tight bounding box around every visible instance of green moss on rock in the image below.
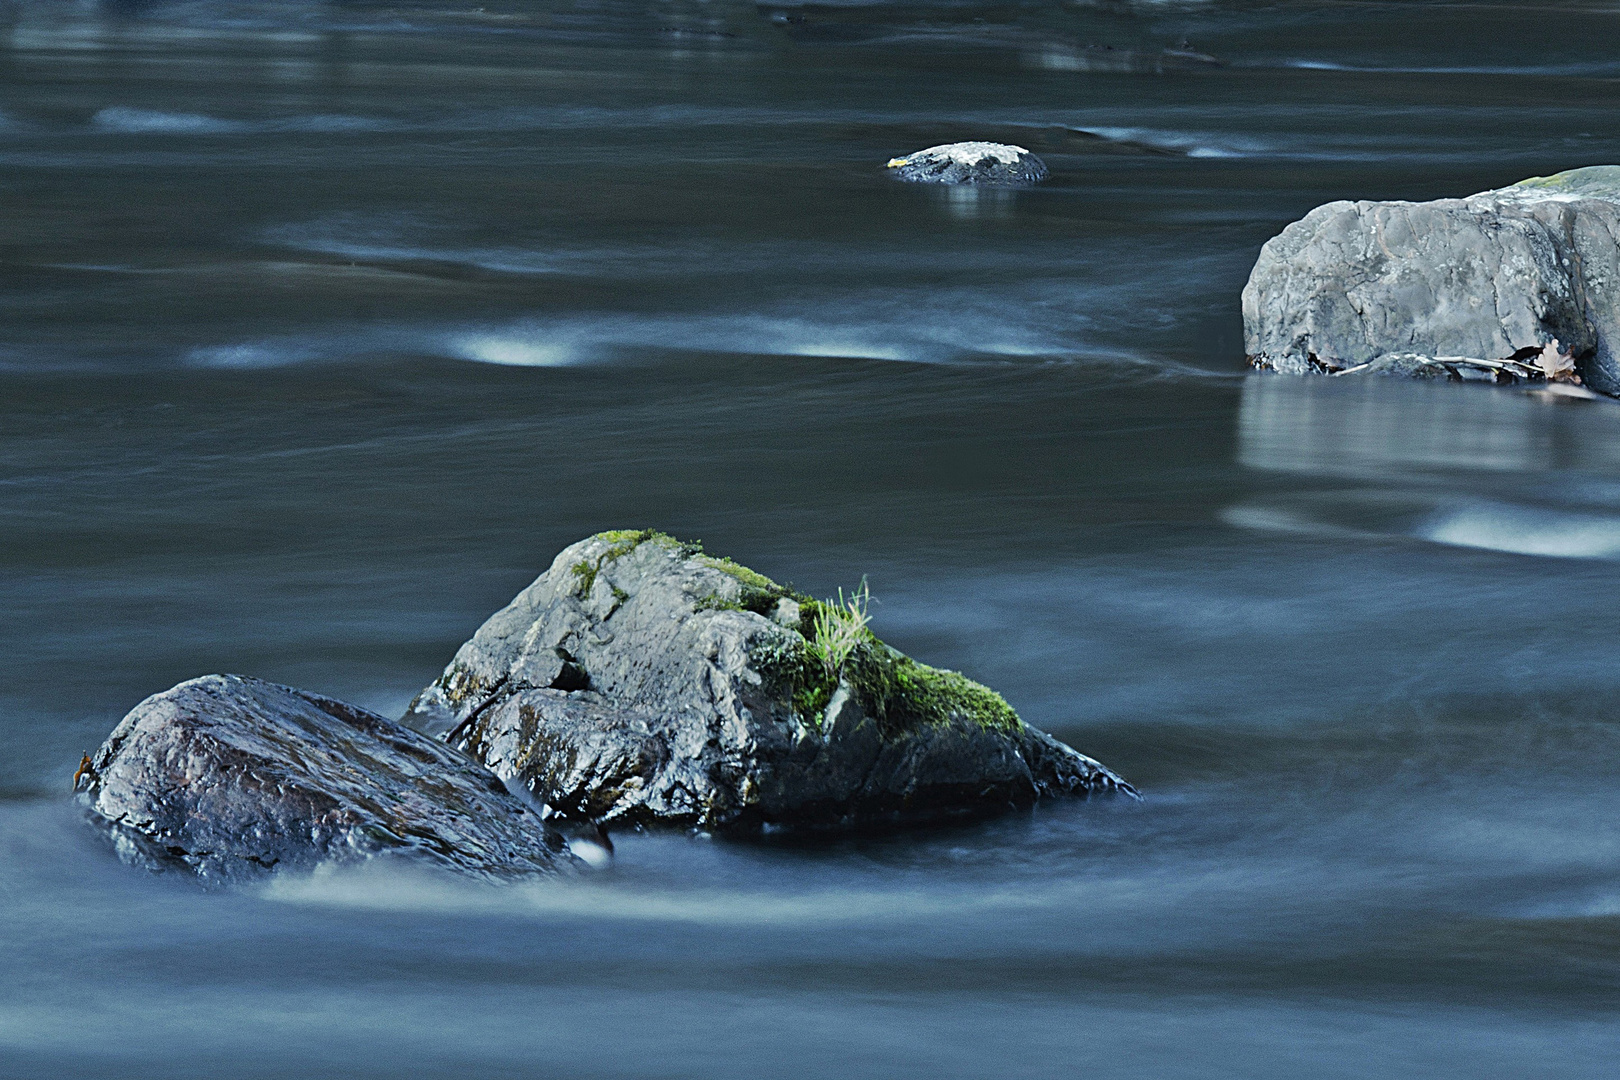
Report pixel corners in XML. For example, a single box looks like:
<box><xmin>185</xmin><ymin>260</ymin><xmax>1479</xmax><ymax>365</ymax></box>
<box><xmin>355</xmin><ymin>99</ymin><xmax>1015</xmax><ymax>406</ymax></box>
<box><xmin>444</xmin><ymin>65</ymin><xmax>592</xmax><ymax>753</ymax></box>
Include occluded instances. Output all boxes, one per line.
<box><xmin>749</xmin><ymin>630</ymin><xmax>839</xmax><ymax>728</ymax></box>
<box><xmin>574</xmin><ymin>531</ymin><xmax>1025</xmax><ymax>738</ymax></box>
<box><xmin>697</xmin><ymin>552</ymin><xmax>817</xmax><ymax>617</ymax></box>
<box><xmin>733</xmin><ymin>581</ymin><xmax>1021</xmax><ymax>737</ymax></box>
<box><xmin>699</xmin><ymin>553</ymin><xmax>780</xmax><ymax>594</ymax></box>
<box><xmin>839</xmin><ymin>641</ymin><xmax>1022</xmax><ymax>736</ymax></box>
<box><xmin>1510</xmin><ymin>165</ymin><xmax>1620</xmax><ymax>200</ymax></box>
<box><xmin>570</xmin><ymin>529</ymin><xmax>694</xmax><ymax>596</ymax></box>
<box><xmin>886</xmin><ymin>657</ymin><xmax>1021</xmax><ymax>734</ymax></box>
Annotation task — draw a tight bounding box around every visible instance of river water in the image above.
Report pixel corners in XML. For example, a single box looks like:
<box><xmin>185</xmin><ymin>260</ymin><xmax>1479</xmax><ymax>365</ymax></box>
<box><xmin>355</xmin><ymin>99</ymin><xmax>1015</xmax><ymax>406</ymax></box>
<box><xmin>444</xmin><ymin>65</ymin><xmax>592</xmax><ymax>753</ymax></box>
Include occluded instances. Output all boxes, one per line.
<box><xmin>4</xmin><ymin>1</ymin><xmax>1620</xmax><ymax>1076</ymax></box>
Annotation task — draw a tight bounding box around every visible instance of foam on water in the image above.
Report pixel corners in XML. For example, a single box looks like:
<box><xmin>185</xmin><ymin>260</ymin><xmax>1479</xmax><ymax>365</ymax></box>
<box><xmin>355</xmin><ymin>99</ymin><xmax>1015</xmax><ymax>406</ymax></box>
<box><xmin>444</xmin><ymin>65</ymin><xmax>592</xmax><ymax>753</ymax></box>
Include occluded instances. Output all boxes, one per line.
<box><xmin>91</xmin><ymin>106</ymin><xmax>245</xmax><ymax>134</ymax></box>
<box><xmin>263</xmin><ymin>218</ymin><xmax>581</xmax><ymax>275</ymax></box>
<box><xmin>1217</xmin><ymin>502</ymin><xmax>1382</xmax><ymax>542</ymax></box>
<box><xmin>88</xmin><ymin>107</ymin><xmax>399</xmax><ymax>135</ymax></box>
<box><xmin>261</xmin><ymin>214</ymin><xmax>1159</xmax><ymax>279</ymax></box>
<box><xmin>1421</xmin><ymin>502</ymin><xmax>1620</xmax><ymax>560</ymax></box>
<box><xmin>257</xmin><ymin>858</ymin><xmax>1031</xmax><ymax>925</ymax></box>
<box><xmin>186</xmin><ymin>341</ymin><xmax>329</xmax><ymax>369</ymax></box>
<box><xmin>1079</xmin><ymin>126</ymin><xmax>1262</xmax><ymax>159</ymax></box>
<box><xmin>250</xmin><ymin>834</ymin><xmax>1393</xmax><ymax>941</ymax></box>
<box><xmin>287</xmin><ymin>114</ymin><xmax>398</xmax><ymax>133</ymax></box>
<box><xmin>436</xmin><ymin>306</ymin><xmax>1106</xmax><ymax>367</ymax></box>
<box><xmin>1224</xmin><ymin>495</ymin><xmax>1620</xmax><ymax>563</ymax></box>
<box><xmin>449</xmin><ymin>334</ymin><xmax>580</xmax><ymax>367</ymax></box>
<box><xmin>181</xmin><ymin>279</ymin><xmax>1179</xmax><ymax>371</ymax></box>
<box><xmin>177</xmin><ymin>320</ymin><xmax>1011</xmax><ymax>371</ymax></box>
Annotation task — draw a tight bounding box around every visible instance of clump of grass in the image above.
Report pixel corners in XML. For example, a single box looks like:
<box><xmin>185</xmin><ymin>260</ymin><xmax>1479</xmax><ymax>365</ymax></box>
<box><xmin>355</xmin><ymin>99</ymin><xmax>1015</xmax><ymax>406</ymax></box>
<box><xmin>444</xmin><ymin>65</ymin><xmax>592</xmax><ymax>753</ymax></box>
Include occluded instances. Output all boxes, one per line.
<box><xmin>810</xmin><ymin>577</ymin><xmax>872</xmax><ymax>679</ymax></box>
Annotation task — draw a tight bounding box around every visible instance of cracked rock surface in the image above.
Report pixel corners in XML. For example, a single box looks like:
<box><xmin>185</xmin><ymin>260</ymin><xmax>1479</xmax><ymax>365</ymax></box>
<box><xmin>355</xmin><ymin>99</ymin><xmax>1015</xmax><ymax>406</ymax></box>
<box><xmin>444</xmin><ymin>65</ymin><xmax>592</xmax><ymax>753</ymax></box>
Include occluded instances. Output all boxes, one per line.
<box><xmin>76</xmin><ymin>674</ymin><xmax>574</xmax><ymax>884</ymax></box>
<box><xmin>1243</xmin><ymin>165</ymin><xmax>1620</xmax><ymax>394</ymax></box>
<box><xmin>408</xmin><ymin>531</ymin><xmax>1134</xmax><ymax>832</ymax></box>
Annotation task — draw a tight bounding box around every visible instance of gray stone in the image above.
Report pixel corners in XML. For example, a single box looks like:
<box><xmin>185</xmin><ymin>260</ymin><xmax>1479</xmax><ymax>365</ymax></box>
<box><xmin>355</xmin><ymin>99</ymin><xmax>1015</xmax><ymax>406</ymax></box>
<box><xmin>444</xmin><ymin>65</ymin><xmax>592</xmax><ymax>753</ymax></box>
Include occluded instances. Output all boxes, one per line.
<box><xmin>1243</xmin><ymin>166</ymin><xmax>1620</xmax><ymax>395</ymax></box>
<box><xmin>75</xmin><ymin>674</ymin><xmax>574</xmax><ymax>884</ymax></box>
<box><xmin>886</xmin><ymin>142</ymin><xmax>1049</xmax><ymax>186</ymax></box>
<box><xmin>408</xmin><ymin>531</ymin><xmax>1134</xmax><ymax>832</ymax></box>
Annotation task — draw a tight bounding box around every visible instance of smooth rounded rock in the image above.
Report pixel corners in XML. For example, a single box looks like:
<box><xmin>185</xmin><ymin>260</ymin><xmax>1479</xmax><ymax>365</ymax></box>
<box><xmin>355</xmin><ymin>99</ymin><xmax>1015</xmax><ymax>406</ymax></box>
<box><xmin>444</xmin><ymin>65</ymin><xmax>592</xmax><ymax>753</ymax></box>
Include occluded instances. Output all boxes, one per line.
<box><xmin>408</xmin><ymin>530</ymin><xmax>1134</xmax><ymax>832</ymax></box>
<box><xmin>1243</xmin><ymin>166</ymin><xmax>1620</xmax><ymax>394</ymax></box>
<box><xmin>76</xmin><ymin>674</ymin><xmax>574</xmax><ymax>884</ymax></box>
<box><xmin>886</xmin><ymin>141</ymin><xmax>1049</xmax><ymax>186</ymax></box>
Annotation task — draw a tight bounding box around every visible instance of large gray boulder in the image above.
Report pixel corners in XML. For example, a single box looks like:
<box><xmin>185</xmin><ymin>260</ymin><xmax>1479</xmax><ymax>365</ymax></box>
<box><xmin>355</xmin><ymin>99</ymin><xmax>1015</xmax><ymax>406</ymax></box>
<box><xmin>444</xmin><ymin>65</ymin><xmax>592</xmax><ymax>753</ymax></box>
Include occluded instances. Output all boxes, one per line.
<box><xmin>1244</xmin><ymin>166</ymin><xmax>1620</xmax><ymax>395</ymax></box>
<box><xmin>886</xmin><ymin>141</ymin><xmax>1049</xmax><ymax>186</ymax></box>
<box><xmin>407</xmin><ymin>531</ymin><xmax>1133</xmax><ymax>832</ymax></box>
<box><xmin>75</xmin><ymin>674</ymin><xmax>574</xmax><ymax>884</ymax></box>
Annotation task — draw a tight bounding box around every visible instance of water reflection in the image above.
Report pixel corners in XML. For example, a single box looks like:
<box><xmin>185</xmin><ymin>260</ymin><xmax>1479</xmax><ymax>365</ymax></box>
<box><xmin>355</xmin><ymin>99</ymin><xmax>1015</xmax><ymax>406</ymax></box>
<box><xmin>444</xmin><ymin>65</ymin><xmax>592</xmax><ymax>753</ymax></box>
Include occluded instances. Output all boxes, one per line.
<box><xmin>1229</xmin><ymin>374</ymin><xmax>1620</xmax><ymax>559</ymax></box>
<box><xmin>938</xmin><ymin>185</ymin><xmax>1016</xmax><ymax>220</ymax></box>
<box><xmin>1234</xmin><ymin>373</ymin><xmax>1620</xmax><ymax>479</ymax></box>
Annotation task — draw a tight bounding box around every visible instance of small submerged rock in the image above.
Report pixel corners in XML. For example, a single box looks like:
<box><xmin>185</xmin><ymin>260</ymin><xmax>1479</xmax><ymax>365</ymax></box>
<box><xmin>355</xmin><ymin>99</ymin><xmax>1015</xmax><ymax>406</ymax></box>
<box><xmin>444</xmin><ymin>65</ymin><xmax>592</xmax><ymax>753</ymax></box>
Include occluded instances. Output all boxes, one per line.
<box><xmin>1244</xmin><ymin>166</ymin><xmax>1620</xmax><ymax>396</ymax></box>
<box><xmin>886</xmin><ymin>141</ymin><xmax>1049</xmax><ymax>186</ymax></box>
<box><xmin>409</xmin><ymin>530</ymin><xmax>1134</xmax><ymax>832</ymax></box>
<box><xmin>76</xmin><ymin>674</ymin><xmax>574</xmax><ymax>884</ymax></box>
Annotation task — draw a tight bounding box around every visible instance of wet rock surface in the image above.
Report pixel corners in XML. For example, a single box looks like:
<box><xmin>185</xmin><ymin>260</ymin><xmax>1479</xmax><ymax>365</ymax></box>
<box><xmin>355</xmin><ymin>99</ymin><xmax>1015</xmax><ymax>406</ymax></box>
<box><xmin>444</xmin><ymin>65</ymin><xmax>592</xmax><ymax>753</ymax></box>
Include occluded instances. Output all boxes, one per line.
<box><xmin>409</xmin><ymin>531</ymin><xmax>1134</xmax><ymax>832</ymax></box>
<box><xmin>76</xmin><ymin>674</ymin><xmax>573</xmax><ymax>884</ymax></box>
<box><xmin>1243</xmin><ymin>166</ymin><xmax>1620</xmax><ymax>395</ymax></box>
<box><xmin>886</xmin><ymin>141</ymin><xmax>1049</xmax><ymax>185</ymax></box>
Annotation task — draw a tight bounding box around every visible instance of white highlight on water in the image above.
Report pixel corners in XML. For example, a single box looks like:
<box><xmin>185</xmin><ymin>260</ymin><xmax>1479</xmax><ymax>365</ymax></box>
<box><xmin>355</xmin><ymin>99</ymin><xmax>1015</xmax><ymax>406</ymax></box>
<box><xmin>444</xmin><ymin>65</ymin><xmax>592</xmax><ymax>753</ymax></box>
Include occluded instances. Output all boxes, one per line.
<box><xmin>92</xmin><ymin>107</ymin><xmax>243</xmax><ymax>133</ymax></box>
<box><xmin>566</xmin><ymin>838</ymin><xmax>614</xmax><ymax>869</ymax></box>
<box><xmin>1421</xmin><ymin>503</ymin><xmax>1620</xmax><ymax>559</ymax></box>
<box><xmin>451</xmin><ymin>335</ymin><xmax>578</xmax><ymax>367</ymax></box>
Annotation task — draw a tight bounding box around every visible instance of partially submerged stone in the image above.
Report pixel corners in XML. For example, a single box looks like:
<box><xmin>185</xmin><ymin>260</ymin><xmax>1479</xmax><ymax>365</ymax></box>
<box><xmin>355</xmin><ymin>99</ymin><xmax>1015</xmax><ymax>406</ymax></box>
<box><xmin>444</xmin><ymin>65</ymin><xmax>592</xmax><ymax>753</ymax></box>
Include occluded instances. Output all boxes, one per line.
<box><xmin>886</xmin><ymin>141</ymin><xmax>1049</xmax><ymax>186</ymax></box>
<box><xmin>1243</xmin><ymin>166</ymin><xmax>1620</xmax><ymax>395</ymax></box>
<box><xmin>76</xmin><ymin>674</ymin><xmax>573</xmax><ymax>884</ymax></box>
<box><xmin>408</xmin><ymin>531</ymin><xmax>1133</xmax><ymax>832</ymax></box>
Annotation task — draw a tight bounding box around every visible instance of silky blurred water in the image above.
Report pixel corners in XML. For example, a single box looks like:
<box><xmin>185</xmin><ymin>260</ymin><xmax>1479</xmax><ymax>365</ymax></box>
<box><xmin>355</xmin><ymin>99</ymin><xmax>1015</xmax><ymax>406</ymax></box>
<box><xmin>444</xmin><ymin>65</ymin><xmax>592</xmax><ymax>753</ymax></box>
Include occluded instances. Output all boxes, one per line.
<box><xmin>5</xmin><ymin>1</ymin><xmax>1620</xmax><ymax>1076</ymax></box>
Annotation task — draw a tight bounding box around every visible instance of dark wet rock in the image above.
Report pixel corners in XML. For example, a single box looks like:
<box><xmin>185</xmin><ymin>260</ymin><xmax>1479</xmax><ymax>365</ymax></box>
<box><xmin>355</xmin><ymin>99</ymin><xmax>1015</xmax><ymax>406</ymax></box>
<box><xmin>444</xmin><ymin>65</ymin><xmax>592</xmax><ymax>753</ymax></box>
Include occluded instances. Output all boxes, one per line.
<box><xmin>1244</xmin><ymin>166</ymin><xmax>1620</xmax><ymax>395</ymax></box>
<box><xmin>408</xmin><ymin>531</ymin><xmax>1134</xmax><ymax>832</ymax></box>
<box><xmin>75</xmin><ymin>674</ymin><xmax>574</xmax><ymax>884</ymax></box>
<box><xmin>886</xmin><ymin>142</ymin><xmax>1049</xmax><ymax>186</ymax></box>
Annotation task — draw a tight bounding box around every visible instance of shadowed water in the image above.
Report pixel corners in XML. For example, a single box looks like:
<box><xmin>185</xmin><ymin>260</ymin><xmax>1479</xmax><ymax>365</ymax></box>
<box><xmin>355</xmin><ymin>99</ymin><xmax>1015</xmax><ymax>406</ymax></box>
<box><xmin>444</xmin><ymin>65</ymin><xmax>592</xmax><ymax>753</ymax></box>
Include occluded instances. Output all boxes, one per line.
<box><xmin>4</xmin><ymin>1</ymin><xmax>1620</xmax><ymax>1076</ymax></box>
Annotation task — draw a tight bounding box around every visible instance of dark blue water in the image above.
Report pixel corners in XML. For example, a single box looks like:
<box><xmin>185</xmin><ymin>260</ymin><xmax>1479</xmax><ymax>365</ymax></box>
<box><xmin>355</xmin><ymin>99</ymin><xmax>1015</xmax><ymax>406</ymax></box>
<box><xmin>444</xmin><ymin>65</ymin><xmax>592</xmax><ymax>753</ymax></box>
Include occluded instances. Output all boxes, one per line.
<box><xmin>5</xmin><ymin>2</ymin><xmax>1620</xmax><ymax>1076</ymax></box>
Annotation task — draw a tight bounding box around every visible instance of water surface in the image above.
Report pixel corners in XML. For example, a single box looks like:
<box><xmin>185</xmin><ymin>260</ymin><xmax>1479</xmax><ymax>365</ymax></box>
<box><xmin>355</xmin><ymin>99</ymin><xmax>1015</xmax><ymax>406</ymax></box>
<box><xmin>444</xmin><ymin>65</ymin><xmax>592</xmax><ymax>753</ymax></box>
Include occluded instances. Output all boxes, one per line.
<box><xmin>4</xmin><ymin>1</ymin><xmax>1620</xmax><ymax>1076</ymax></box>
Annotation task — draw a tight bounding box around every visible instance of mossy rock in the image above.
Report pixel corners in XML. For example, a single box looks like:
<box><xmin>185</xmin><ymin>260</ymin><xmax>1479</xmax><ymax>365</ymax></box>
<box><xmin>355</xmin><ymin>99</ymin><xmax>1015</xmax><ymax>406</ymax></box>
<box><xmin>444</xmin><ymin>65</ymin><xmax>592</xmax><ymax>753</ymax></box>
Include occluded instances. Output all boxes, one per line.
<box><xmin>409</xmin><ymin>531</ymin><xmax>1134</xmax><ymax>833</ymax></box>
<box><xmin>1510</xmin><ymin>165</ymin><xmax>1620</xmax><ymax>201</ymax></box>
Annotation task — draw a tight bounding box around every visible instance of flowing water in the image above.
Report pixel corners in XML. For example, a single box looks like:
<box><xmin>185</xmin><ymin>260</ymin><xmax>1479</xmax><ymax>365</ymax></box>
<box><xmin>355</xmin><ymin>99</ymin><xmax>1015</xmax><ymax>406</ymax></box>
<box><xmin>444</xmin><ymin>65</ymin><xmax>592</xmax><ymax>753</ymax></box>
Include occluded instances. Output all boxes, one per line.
<box><xmin>5</xmin><ymin>1</ymin><xmax>1620</xmax><ymax>1075</ymax></box>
